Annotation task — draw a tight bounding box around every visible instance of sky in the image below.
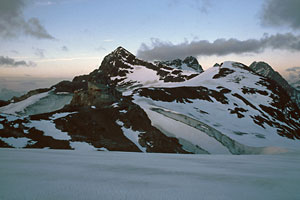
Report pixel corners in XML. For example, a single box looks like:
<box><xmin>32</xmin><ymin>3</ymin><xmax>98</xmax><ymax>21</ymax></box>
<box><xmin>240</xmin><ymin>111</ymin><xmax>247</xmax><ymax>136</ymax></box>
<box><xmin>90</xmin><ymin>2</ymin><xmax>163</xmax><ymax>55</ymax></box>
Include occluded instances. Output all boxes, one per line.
<box><xmin>0</xmin><ymin>0</ymin><xmax>300</xmax><ymax>83</ymax></box>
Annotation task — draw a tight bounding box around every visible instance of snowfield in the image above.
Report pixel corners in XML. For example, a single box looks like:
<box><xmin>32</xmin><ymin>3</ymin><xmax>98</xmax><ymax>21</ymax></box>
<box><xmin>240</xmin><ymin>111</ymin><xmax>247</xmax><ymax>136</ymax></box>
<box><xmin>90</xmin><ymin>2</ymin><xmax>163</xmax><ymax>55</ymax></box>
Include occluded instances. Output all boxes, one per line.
<box><xmin>0</xmin><ymin>148</ymin><xmax>299</xmax><ymax>200</ymax></box>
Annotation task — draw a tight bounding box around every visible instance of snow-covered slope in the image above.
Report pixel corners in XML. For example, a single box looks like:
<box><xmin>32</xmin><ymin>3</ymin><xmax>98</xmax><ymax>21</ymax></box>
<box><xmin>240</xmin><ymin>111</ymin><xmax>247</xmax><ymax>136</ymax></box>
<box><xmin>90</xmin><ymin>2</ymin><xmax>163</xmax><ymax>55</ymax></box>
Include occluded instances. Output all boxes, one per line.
<box><xmin>132</xmin><ymin>61</ymin><xmax>300</xmax><ymax>153</ymax></box>
<box><xmin>1</xmin><ymin>148</ymin><xmax>300</xmax><ymax>200</ymax></box>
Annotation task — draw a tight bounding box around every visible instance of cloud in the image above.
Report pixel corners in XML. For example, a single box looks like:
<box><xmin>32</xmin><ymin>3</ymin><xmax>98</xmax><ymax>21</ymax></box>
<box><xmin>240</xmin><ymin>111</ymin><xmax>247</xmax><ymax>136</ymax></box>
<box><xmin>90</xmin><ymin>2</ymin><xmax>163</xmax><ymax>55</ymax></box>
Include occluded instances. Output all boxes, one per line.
<box><xmin>62</xmin><ymin>46</ymin><xmax>69</xmax><ymax>51</ymax></box>
<box><xmin>0</xmin><ymin>56</ymin><xmax>36</xmax><ymax>67</ymax></box>
<box><xmin>137</xmin><ymin>33</ymin><xmax>300</xmax><ymax>60</ymax></box>
<box><xmin>192</xmin><ymin>0</ymin><xmax>212</xmax><ymax>13</ymax></box>
<box><xmin>168</xmin><ymin>0</ymin><xmax>212</xmax><ymax>13</ymax></box>
<box><xmin>286</xmin><ymin>67</ymin><xmax>300</xmax><ymax>72</ymax></box>
<box><xmin>95</xmin><ymin>46</ymin><xmax>106</xmax><ymax>51</ymax></box>
<box><xmin>35</xmin><ymin>1</ymin><xmax>55</xmax><ymax>6</ymax></box>
<box><xmin>285</xmin><ymin>66</ymin><xmax>300</xmax><ymax>82</ymax></box>
<box><xmin>0</xmin><ymin>0</ymin><xmax>54</xmax><ymax>39</ymax></box>
<box><xmin>103</xmin><ymin>39</ymin><xmax>114</xmax><ymax>42</ymax></box>
<box><xmin>34</xmin><ymin>48</ymin><xmax>45</xmax><ymax>58</ymax></box>
<box><xmin>261</xmin><ymin>0</ymin><xmax>300</xmax><ymax>29</ymax></box>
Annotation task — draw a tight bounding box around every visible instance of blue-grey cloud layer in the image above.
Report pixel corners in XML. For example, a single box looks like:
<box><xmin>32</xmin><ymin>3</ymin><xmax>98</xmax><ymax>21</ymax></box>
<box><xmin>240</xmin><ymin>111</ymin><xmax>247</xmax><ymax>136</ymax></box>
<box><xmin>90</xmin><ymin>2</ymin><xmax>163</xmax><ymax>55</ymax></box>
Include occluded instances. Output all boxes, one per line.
<box><xmin>34</xmin><ymin>48</ymin><xmax>45</xmax><ymax>58</ymax></box>
<box><xmin>137</xmin><ymin>33</ymin><xmax>300</xmax><ymax>60</ymax></box>
<box><xmin>0</xmin><ymin>56</ymin><xmax>36</xmax><ymax>67</ymax></box>
<box><xmin>286</xmin><ymin>67</ymin><xmax>300</xmax><ymax>72</ymax></box>
<box><xmin>0</xmin><ymin>0</ymin><xmax>54</xmax><ymax>39</ymax></box>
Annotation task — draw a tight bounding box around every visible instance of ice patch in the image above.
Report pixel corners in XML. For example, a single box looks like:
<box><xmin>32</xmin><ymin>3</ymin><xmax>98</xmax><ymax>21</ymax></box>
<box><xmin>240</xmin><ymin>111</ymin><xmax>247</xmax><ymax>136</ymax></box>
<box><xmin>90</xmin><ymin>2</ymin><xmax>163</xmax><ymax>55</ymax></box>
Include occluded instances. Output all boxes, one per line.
<box><xmin>70</xmin><ymin>142</ymin><xmax>96</xmax><ymax>151</ymax></box>
<box><xmin>50</xmin><ymin>112</ymin><xmax>77</xmax><ymax>120</ymax></box>
<box><xmin>0</xmin><ymin>91</ymin><xmax>50</xmax><ymax>115</ymax></box>
<box><xmin>121</xmin><ymin>127</ymin><xmax>146</xmax><ymax>152</ymax></box>
<box><xmin>111</xmin><ymin>103</ymin><xmax>119</xmax><ymax>108</ymax></box>
<box><xmin>98</xmin><ymin>147</ymin><xmax>108</xmax><ymax>151</ymax></box>
<box><xmin>116</xmin><ymin>120</ymin><xmax>124</xmax><ymax>126</ymax></box>
<box><xmin>119</xmin><ymin>109</ymin><xmax>127</xmax><ymax>113</ymax></box>
<box><xmin>56</xmin><ymin>92</ymin><xmax>70</xmax><ymax>95</ymax></box>
<box><xmin>0</xmin><ymin>114</ymin><xmax>23</xmax><ymax>122</ymax></box>
<box><xmin>25</xmin><ymin>120</ymin><xmax>71</xmax><ymax>140</ymax></box>
<box><xmin>0</xmin><ymin>137</ymin><xmax>30</xmax><ymax>148</ymax></box>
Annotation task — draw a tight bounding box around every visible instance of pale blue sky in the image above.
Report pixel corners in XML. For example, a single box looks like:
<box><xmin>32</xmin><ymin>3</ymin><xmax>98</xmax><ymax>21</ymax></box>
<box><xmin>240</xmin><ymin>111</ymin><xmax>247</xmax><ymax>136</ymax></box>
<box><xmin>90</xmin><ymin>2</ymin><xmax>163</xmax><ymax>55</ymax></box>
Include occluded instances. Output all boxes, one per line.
<box><xmin>0</xmin><ymin>0</ymin><xmax>299</xmax><ymax>79</ymax></box>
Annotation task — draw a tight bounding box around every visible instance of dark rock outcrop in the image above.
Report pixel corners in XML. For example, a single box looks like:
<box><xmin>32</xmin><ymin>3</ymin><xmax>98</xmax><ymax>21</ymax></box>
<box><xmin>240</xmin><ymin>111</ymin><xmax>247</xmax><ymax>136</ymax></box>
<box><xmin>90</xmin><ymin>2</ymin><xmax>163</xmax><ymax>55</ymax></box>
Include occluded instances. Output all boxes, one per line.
<box><xmin>250</xmin><ymin>61</ymin><xmax>300</xmax><ymax>107</ymax></box>
<box><xmin>155</xmin><ymin>56</ymin><xmax>204</xmax><ymax>73</ymax></box>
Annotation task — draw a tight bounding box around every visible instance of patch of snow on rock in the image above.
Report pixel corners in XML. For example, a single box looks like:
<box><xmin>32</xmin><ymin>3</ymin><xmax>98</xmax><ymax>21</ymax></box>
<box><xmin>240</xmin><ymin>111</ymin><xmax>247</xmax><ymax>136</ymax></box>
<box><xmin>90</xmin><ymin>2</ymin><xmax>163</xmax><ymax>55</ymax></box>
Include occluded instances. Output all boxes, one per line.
<box><xmin>121</xmin><ymin>127</ymin><xmax>146</xmax><ymax>152</ymax></box>
<box><xmin>25</xmin><ymin>120</ymin><xmax>71</xmax><ymax>140</ymax></box>
<box><xmin>0</xmin><ymin>137</ymin><xmax>30</xmax><ymax>148</ymax></box>
<box><xmin>70</xmin><ymin>142</ymin><xmax>96</xmax><ymax>151</ymax></box>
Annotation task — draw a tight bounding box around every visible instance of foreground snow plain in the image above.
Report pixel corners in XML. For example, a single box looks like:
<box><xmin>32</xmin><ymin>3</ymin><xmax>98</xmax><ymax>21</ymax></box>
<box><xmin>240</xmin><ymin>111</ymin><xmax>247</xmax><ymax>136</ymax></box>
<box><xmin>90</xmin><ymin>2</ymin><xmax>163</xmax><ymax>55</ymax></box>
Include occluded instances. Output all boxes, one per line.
<box><xmin>0</xmin><ymin>148</ymin><xmax>299</xmax><ymax>200</ymax></box>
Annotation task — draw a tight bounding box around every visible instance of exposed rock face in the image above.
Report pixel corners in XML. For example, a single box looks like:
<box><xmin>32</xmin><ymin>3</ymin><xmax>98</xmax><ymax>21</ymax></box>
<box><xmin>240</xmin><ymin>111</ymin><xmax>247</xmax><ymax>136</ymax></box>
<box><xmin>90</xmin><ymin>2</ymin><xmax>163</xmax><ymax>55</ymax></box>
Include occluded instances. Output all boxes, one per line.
<box><xmin>250</xmin><ymin>61</ymin><xmax>300</xmax><ymax>107</ymax></box>
<box><xmin>52</xmin><ymin>75</ymin><xmax>89</xmax><ymax>93</ymax></box>
<box><xmin>155</xmin><ymin>56</ymin><xmax>204</xmax><ymax>73</ymax></box>
<box><xmin>0</xmin><ymin>100</ymin><xmax>9</xmax><ymax>107</ymax></box>
<box><xmin>70</xmin><ymin>82</ymin><xmax>121</xmax><ymax>107</ymax></box>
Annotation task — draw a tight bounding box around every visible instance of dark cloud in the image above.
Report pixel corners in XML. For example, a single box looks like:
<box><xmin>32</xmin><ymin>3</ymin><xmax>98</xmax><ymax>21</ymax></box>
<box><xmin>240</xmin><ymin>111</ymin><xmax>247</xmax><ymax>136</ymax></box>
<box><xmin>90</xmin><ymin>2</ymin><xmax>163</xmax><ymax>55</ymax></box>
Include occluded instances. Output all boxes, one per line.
<box><xmin>0</xmin><ymin>56</ymin><xmax>36</xmax><ymax>67</ymax></box>
<box><xmin>0</xmin><ymin>0</ymin><xmax>54</xmax><ymax>39</ymax></box>
<box><xmin>34</xmin><ymin>48</ymin><xmax>45</xmax><ymax>58</ymax></box>
<box><xmin>62</xmin><ymin>46</ymin><xmax>69</xmax><ymax>51</ymax></box>
<box><xmin>137</xmin><ymin>33</ymin><xmax>300</xmax><ymax>60</ymax></box>
<box><xmin>261</xmin><ymin>0</ymin><xmax>300</xmax><ymax>29</ymax></box>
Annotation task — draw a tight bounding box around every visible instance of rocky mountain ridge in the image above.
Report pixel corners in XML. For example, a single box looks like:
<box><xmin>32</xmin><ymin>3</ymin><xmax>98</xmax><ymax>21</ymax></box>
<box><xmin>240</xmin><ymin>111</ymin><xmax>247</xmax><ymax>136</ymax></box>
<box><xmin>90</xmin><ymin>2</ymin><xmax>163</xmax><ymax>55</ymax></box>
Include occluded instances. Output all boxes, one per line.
<box><xmin>250</xmin><ymin>61</ymin><xmax>300</xmax><ymax>107</ymax></box>
<box><xmin>1</xmin><ymin>47</ymin><xmax>300</xmax><ymax>154</ymax></box>
<box><xmin>154</xmin><ymin>56</ymin><xmax>204</xmax><ymax>73</ymax></box>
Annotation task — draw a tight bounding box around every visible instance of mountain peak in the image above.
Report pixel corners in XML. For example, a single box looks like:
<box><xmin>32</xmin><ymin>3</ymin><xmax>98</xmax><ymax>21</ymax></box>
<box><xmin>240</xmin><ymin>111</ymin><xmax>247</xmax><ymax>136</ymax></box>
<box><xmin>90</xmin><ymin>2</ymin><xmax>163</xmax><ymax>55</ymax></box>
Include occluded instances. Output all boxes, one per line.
<box><xmin>249</xmin><ymin>61</ymin><xmax>300</xmax><ymax>107</ymax></box>
<box><xmin>183</xmin><ymin>56</ymin><xmax>203</xmax><ymax>72</ymax></box>
<box><xmin>97</xmin><ymin>46</ymin><xmax>137</xmax><ymax>73</ymax></box>
<box><xmin>249</xmin><ymin>61</ymin><xmax>274</xmax><ymax>76</ymax></box>
<box><xmin>111</xmin><ymin>46</ymin><xmax>135</xmax><ymax>58</ymax></box>
<box><xmin>155</xmin><ymin>56</ymin><xmax>203</xmax><ymax>73</ymax></box>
